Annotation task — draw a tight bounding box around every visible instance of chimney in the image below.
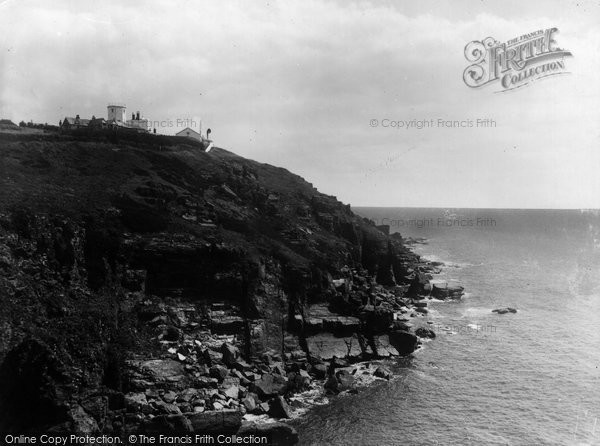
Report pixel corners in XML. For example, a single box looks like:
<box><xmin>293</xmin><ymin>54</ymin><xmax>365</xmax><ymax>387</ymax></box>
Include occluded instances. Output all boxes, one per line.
<box><xmin>136</xmin><ymin>111</ymin><xmax>140</xmax><ymax>120</ymax></box>
<box><xmin>132</xmin><ymin>113</ymin><xmax>135</xmax><ymax>120</ymax></box>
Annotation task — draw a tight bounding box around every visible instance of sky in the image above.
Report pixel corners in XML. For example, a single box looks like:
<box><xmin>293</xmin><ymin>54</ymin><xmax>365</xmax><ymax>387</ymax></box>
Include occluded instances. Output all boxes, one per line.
<box><xmin>1</xmin><ymin>0</ymin><xmax>599</xmax><ymax>208</ymax></box>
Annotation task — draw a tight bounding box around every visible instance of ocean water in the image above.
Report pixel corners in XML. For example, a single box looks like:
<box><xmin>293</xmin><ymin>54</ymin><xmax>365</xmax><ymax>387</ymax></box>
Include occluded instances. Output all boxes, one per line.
<box><xmin>293</xmin><ymin>209</ymin><xmax>600</xmax><ymax>446</ymax></box>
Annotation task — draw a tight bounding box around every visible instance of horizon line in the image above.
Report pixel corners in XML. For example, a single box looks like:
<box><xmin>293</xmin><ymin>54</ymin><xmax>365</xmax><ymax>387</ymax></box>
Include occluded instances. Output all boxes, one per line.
<box><xmin>351</xmin><ymin>206</ymin><xmax>600</xmax><ymax>211</ymax></box>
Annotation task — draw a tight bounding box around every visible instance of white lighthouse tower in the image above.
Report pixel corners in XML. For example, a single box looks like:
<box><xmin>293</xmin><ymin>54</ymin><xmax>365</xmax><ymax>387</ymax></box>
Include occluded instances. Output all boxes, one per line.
<box><xmin>107</xmin><ymin>103</ymin><xmax>126</xmax><ymax>123</ymax></box>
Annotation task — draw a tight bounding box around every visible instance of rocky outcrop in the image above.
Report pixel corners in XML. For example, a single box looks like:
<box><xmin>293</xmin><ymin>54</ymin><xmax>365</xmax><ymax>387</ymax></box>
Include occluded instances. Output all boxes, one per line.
<box><xmin>430</xmin><ymin>282</ymin><xmax>465</xmax><ymax>300</ymax></box>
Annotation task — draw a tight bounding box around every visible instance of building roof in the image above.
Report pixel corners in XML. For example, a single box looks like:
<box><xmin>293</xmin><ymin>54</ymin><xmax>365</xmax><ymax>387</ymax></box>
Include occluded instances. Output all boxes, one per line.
<box><xmin>63</xmin><ymin>117</ymin><xmax>91</xmax><ymax>126</ymax></box>
<box><xmin>176</xmin><ymin>127</ymin><xmax>201</xmax><ymax>137</ymax></box>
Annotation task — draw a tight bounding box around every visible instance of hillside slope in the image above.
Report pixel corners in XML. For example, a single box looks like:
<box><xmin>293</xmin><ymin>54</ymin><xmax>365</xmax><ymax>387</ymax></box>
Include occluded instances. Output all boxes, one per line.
<box><xmin>0</xmin><ymin>132</ymin><xmax>445</xmax><ymax>437</ymax></box>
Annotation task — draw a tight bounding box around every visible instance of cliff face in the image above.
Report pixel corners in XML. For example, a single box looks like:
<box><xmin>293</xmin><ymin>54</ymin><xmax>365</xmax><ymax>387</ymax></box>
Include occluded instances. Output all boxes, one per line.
<box><xmin>0</xmin><ymin>132</ymin><xmax>431</xmax><ymax>436</ymax></box>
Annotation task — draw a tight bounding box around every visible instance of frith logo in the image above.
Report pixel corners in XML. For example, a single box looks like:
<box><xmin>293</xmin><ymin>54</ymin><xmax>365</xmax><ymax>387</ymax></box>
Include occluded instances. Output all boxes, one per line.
<box><xmin>463</xmin><ymin>28</ymin><xmax>572</xmax><ymax>92</ymax></box>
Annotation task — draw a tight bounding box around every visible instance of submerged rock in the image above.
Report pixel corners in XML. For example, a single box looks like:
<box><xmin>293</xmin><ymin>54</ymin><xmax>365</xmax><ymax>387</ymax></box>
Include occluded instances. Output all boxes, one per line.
<box><xmin>374</xmin><ymin>366</ymin><xmax>392</xmax><ymax>380</ymax></box>
<box><xmin>415</xmin><ymin>327</ymin><xmax>436</xmax><ymax>339</ymax></box>
<box><xmin>492</xmin><ymin>307</ymin><xmax>517</xmax><ymax>314</ymax></box>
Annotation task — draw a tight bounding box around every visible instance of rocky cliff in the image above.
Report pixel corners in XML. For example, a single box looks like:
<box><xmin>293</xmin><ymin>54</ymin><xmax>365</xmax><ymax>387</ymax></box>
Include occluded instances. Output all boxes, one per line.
<box><xmin>0</xmin><ymin>131</ymin><xmax>454</xmax><ymax>441</ymax></box>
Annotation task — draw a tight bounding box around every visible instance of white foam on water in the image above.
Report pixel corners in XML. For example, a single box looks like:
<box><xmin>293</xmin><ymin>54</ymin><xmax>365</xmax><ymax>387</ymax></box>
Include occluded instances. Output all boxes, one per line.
<box><xmin>242</xmin><ymin>413</ymin><xmax>271</xmax><ymax>424</ymax></box>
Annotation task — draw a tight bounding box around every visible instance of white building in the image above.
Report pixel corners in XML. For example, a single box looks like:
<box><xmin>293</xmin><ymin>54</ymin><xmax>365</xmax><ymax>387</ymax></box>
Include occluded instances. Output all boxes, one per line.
<box><xmin>176</xmin><ymin>127</ymin><xmax>203</xmax><ymax>141</ymax></box>
<box><xmin>126</xmin><ymin>111</ymin><xmax>150</xmax><ymax>132</ymax></box>
<box><xmin>107</xmin><ymin>104</ymin><xmax>126</xmax><ymax>123</ymax></box>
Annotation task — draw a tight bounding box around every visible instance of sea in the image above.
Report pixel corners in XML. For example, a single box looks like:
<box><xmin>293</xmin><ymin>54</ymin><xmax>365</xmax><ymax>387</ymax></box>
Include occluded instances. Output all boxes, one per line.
<box><xmin>292</xmin><ymin>208</ymin><xmax>600</xmax><ymax>446</ymax></box>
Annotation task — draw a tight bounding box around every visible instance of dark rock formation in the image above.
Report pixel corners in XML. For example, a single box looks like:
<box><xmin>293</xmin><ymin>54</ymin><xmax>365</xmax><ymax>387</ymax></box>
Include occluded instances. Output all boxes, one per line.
<box><xmin>415</xmin><ymin>327</ymin><xmax>436</xmax><ymax>339</ymax></box>
<box><xmin>388</xmin><ymin>331</ymin><xmax>419</xmax><ymax>356</ymax></box>
<box><xmin>268</xmin><ymin>396</ymin><xmax>293</xmax><ymax>419</ymax></box>
<box><xmin>431</xmin><ymin>282</ymin><xmax>465</xmax><ymax>300</ymax></box>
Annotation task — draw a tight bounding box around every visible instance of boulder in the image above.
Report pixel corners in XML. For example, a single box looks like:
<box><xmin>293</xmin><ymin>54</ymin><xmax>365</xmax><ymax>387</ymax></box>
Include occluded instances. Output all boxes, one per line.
<box><xmin>153</xmin><ymin>400</ymin><xmax>181</xmax><ymax>415</ymax></box>
<box><xmin>220</xmin><ymin>343</ymin><xmax>240</xmax><ymax>367</ymax></box>
<box><xmin>212</xmin><ymin>401</ymin><xmax>225</xmax><ymax>410</ymax></box>
<box><xmin>361</xmin><ymin>305</ymin><xmax>394</xmax><ymax>333</ymax></box>
<box><xmin>251</xmin><ymin>374</ymin><xmax>287</xmax><ymax>399</ymax></box>
<box><xmin>268</xmin><ymin>396</ymin><xmax>293</xmax><ymax>419</ymax></box>
<box><xmin>334</xmin><ymin>370</ymin><xmax>355</xmax><ymax>392</ymax></box>
<box><xmin>231</xmin><ymin>369</ymin><xmax>252</xmax><ymax>386</ymax></box>
<box><xmin>271</xmin><ymin>364</ymin><xmax>286</xmax><ymax>376</ymax></box>
<box><xmin>374</xmin><ymin>366</ymin><xmax>392</xmax><ymax>380</ymax></box>
<box><xmin>330</xmin><ymin>357</ymin><xmax>350</xmax><ymax>369</ymax></box>
<box><xmin>138</xmin><ymin>359</ymin><xmax>187</xmax><ymax>384</ymax></box>
<box><xmin>195</xmin><ymin>376</ymin><xmax>218</xmax><ymax>388</ymax></box>
<box><xmin>209</xmin><ymin>365</ymin><xmax>229</xmax><ymax>382</ymax></box>
<box><xmin>415</xmin><ymin>327</ymin><xmax>436</xmax><ymax>339</ymax></box>
<box><xmin>125</xmin><ymin>392</ymin><xmax>151</xmax><ymax>412</ymax></box>
<box><xmin>392</xmin><ymin>321</ymin><xmax>412</xmax><ymax>331</ymax></box>
<box><xmin>324</xmin><ymin>375</ymin><xmax>339</xmax><ymax>393</ymax></box>
<box><xmin>388</xmin><ymin>330</ymin><xmax>418</xmax><ymax>356</ymax></box>
<box><xmin>231</xmin><ymin>358</ymin><xmax>253</xmax><ymax>372</ymax></box>
<box><xmin>241</xmin><ymin>395</ymin><xmax>257</xmax><ymax>412</ymax></box>
<box><xmin>407</xmin><ymin>272</ymin><xmax>431</xmax><ymax>297</ymax></box>
<box><xmin>162</xmin><ymin>391</ymin><xmax>178</xmax><ymax>404</ymax></box>
<box><xmin>325</xmin><ymin>369</ymin><xmax>356</xmax><ymax>393</ymax></box>
<box><xmin>202</xmin><ymin>349</ymin><xmax>223</xmax><ymax>366</ymax></box>
<box><xmin>222</xmin><ymin>385</ymin><xmax>239</xmax><ymax>400</ymax></box>
<box><xmin>177</xmin><ymin>388</ymin><xmax>198</xmax><ymax>403</ymax></box>
<box><xmin>286</xmin><ymin>371</ymin><xmax>311</xmax><ymax>392</ymax></box>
